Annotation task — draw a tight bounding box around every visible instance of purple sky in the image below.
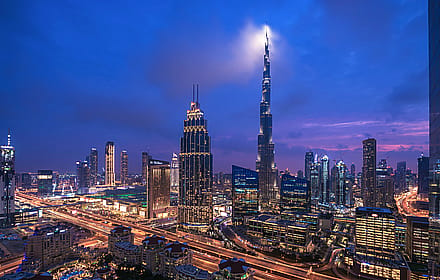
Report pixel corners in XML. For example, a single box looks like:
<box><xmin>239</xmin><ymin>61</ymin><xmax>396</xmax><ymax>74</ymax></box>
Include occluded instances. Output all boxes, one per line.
<box><xmin>1</xmin><ymin>0</ymin><xmax>428</xmax><ymax>174</ymax></box>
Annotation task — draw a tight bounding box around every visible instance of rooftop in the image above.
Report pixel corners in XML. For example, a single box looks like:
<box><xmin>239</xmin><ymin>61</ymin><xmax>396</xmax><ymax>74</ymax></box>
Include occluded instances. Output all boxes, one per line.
<box><xmin>219</xmin><ymin>257</ymin><xmax>249</xmax><ymax>274</ymax></box>
<box><xmin>175</xmin><ymin>264</ymin><xmax>211</xmax><ymax>280</ymax></box>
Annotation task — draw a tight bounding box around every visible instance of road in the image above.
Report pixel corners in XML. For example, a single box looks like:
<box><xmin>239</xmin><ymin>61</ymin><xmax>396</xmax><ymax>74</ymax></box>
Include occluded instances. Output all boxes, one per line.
<box><xmin>0</xmin><ymin>255</ymin><xmax>23</xmax><ymax>276</ymax></box>
<box><xmin>17</xmin><ymin>192</ymin><xmax>339</xmax><ymax>280</ymax></box>
<box><xmin>395</xmin><ymin>189</ymin><xmax>428</xmax><ymax>218</ymax></box>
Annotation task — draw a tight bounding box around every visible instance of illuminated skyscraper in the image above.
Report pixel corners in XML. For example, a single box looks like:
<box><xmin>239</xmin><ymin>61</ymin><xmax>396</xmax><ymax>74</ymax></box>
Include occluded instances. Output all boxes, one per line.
<box><xmin>335</xmin><ymin>160</ymin><xmax>348</xmax><ymax>206</ymax></box>
<box><xmin>376</xmin><ymin>159</ymin><xmax>393</xmax><ymax>208</ymax></box>
<box><xmin>142</xmin><ymin>152</ymin><xmax>149</xmax><ymax>185</ymax></box>
<box><xmin>320</xmin><ymin>155</ymin><xmax>330</xmax><ymax>204</ymax></box>
<box><xmin>362</xmin><ymin>138</ymin><xmax>376</xmax><ymax>207</ymax></box>
<box><xmin>178</xmin><ymin>86</ymin><xmax>213</xmax><ymax>232</ymax></box>
<box><xmin>89</xmin><ymin>148</ymin><xmax>98</xmax><ymax>187</ymax></box>
<box><xmin>256</xmin><ymin>32</ymin><xmax>278</xmax><ymax>211</ymax></box>
<box><xmin>120</xmin><ymin>150</ymin><xmax>128</xmax><ymax>185</ymax></box>
<box><xmin>105</xmin><ymin>141</ymin><xmax>115</xmax><ymax>186</ymax></box>
<box><xmin>0</xmin><ymin>130</ymin><xmax>15</xmax><ymax>227</ymax></box>
<box><xmin>232</xmin><ymin>165</ymin><xmax>258</xmax><ymax>225</ymax></box>
<box><xmin>304</xmin><ymin>151</ymin><xmax>314</xmax><ymax>183</ymax></box>
<box><xmin>170</xmin><ymin>153</ymin><xmax>179</xmax><ymax>195</ymax></box>
<box><xmin>146</xmin><ymin>158</ymin><xmax>170</xmax><ymax>219</ymax></box>
<box><xmin>310</xmin><ymin>159</ymin><xmax>320</xmax><ymax>204</ymax></box>
<box><xmin>37</xmin><ymin>170</ymin><xmax>53</xmax><ymax>196</ymax></box>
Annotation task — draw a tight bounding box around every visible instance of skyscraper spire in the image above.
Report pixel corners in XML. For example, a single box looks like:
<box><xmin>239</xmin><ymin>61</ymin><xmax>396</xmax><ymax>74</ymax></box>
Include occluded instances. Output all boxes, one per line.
<box><xmin>257</xmin><ymin>28</ymin><xmax>278</xmax><ymax>211</ymax></box>
<box><xmin>7</xmin><ymin>128</ymin><xmax>10</xmax><ymax>146</ymax></box>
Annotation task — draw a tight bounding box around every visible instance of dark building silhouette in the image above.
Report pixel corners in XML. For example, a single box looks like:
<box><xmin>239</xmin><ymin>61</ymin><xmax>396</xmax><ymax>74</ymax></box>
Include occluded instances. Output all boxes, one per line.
<box><xmin>418</xmin><ymin>154</ymin><xmax>430</xmax><ymax>195</ymax></box>
<box><xmin>376</xmin><ymin>159</ymin><xmax>394</xmax><ymax>208</ymax></box>
<box><xmin>89</xmin><ymin>148</ymin><xmax>98</xmax><ymax>187</ymax></box>
<box><xmin>362</xmin><ymin>138</ymin><xmax>377</xmax><ymax>207</ymax></box>
<box><xmin>304</xmin><ymin>151</ymin><xmax>314</xmax><ymax>183</ymax></box>
<box><xmin>37</xmin><ymin>170</ymin><xmax>53</xmax><ymax>197</ymax></box>
<box><xmin>178</xmin><ymin>86</ymin><xmax>213</xmax><ymax>232</ymax></box>
<box><xmin>120</xmin><ymin>150</ymin><xmax>128</xmax><ymax>185</ymax></box>
<box><xmin>232</xmin><ymin>165</ymin><xmax>259</xmax><ymax>225</ymax></box>
<box><xmin>256</xmin><ymin>32</ymin><xmax>278</xmax><ymax>211</ymax></box>
<box><xmin>396</xmin><ymin>161</ymin><xmax>407</xmax><ymax>193</ymax></box>
<box><xmin>76</xmin><ymin>160</ymin><xmax>90</xmax><ymax>195</ymax></box>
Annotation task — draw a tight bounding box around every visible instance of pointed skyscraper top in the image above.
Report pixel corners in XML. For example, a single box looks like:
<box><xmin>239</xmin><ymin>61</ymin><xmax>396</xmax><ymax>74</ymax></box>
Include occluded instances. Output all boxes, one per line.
<box><xmin>7</xmin><ymin>128</ymin><xmax>11</xmax><ymax>146</ymax></box>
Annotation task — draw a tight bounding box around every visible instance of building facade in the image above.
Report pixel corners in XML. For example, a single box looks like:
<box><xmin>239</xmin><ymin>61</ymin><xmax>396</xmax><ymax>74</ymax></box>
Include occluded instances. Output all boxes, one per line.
<box><xmin>147</xmin><ymin>158</ymin><xmax>170</xmax><ymax>219</ymax></box>
<box><xmin>320</xmin><ymin>155</ymin><xmax>330</xmax><ymax>204</ymax></box>
<box><xmin>105</xmin><ymin>141</ymin><xmax>115</xmax><ymax>186</ymax></box>
<box><xmin>76</xmin><ymin>160</ymin><xmax>90</xmax><ymax>195</ymax></box>
<box><xmin>37</xmin><ymin>170</ymin><xmax>53</xmax><ymax>197</ymax></box>
<box><xmin>232</xmin><ymin>165</ymin><xmax>258</xmax><ymax>225</ymax></box>
<box><xmin>280</xmin><ymin>173</ymin><xmax>310</xmax><ymax>213</ymax></box>
<box><xmin>178</xmin><ymin>88</ymin><xmax>213</xmax><ymax>232</ymax></box>
<box><xmin>256</xmin><ymin>33</ymin><xmax>278</xmax><ymax>211</ymax></box>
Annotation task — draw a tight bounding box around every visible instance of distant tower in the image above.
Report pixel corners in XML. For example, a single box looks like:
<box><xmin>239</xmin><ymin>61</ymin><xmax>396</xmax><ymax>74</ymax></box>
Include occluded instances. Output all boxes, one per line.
<box><xmin>335</xmin><ymin>160</ymin><xmax>347</xmax><ymax>206</ymax></box>
<box><xmin>256</xmin><ymin>31</ymin><xmax>278</xmax><ymax>211</ymax></box>
<box><xmin>320</xmin><ymin>155</ymin><xmax>330</xmax><ymax>204</ymax></box>
<box><xmin>76</xmin><ymin>160</ymin><xmax>90</xmax><ymax>195</ymax></box>
<box><xmin>89</xmin><ymin>148</ymin><xmax>98</xmax><ymax>187</ymax></box>
<box><xmin>362</xmin><ymin>138</ymin><xmax>376</xmax><ymax>207</ymax></box>
<box><xmin>0</xmin><ymin>130</ymin><xmax>15</xmax><ymax>227</ymax></box>
<box><xmin>170</xmin><ymin>153</ymin><xmax>179</xmax><ymax>195</ymax></box>
<box><xmin>105</xmin><ymin>141</ymin><xmax>115</xmax><ymax>186</ymax></box>
<box><xmin>304</xmin><ymin>151</ymin><xmax>314</xmax><ymax>182</ymax></box>
<box><xmin>120</xmin><ymin>150</ymin><xmax>128</xmax><ymax>185</ymax></box>
<box><xmin>178</xmin><ymin>86</ymin><xmax>213</xmax><ymax>232</ymax></box>
<box><xmin>417</xmin><ymin>154</ymin><xmax>429</xmax><ymax>195</ymax></box>
<box><xmin>142</xmin><ymin>152</ymin><xmax>149</xmax><ymax>185</ymax></box>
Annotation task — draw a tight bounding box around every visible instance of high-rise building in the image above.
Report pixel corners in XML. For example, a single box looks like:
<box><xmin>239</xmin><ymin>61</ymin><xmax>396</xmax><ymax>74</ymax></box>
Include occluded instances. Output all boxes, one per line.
<box><xmin>89</xmin><ymin>148</ymin><xmax>98</xmax><ymax>187</ymax></box>
<box><xmin>256</xmin><ymin>32</ymin><xmax>278</xmax><ymax>211</ymax></box>
<box><xmin>351</xmin><ymin>163</ymin><xmax>356</xmax><ymax>176</ymax></box>
<box><xmin>76</xmin><ymin>160</ymin><xmax>90</xmax><ymax>195</ymax></box>
<box><xmin>297</xmin><ymin>170</ymin><xmax>304</xmax><ymax>179</ymax></box>
<box><xmin>120</xmin><ymin>150</ymin><xmax>128</xmax><ymax>185</ymax></box>
<box><xmin>146</xmin><ymin>158</ymin><xmax>170</xmax><ymax>219</ymax></box>
<box><xmin>304</xmin><ymin>151</ymin><xmax>314</xmax><ymax>183</ymax></box>
<box><xmin>280</xmin><ymin>173</ymin><xmax>310</xmax><ymax>213</ymax></box>
<box><xmin>320</xmin><ymin>155</ymin><xmax>330</xmax><ymax>204</ymax></box>
<box><xmin>418</xmin><ymin>154</ymin><xmax>430</xmax><ymax>196</ymax></box>
<box><xmin>396</xmin><ymin>161</ymin><xmax>407</xmax><ymax>193</ymax></box>
<box><xmin>37</xmin><ymin>170</ymin><xmax>53</xmax><ymax>197</ymax></box>
<box><xmin>406</xmin><ymin>216</ymin><xmax>429</xmax><ymax>265</ymax></box>
<box><xmin>0</xmin><ymin>130</ymin><xmax>15</xmax><ymax>227</ymax></box>
<box><xmin>232</xmin><ymin>165</ymin><xmax>259</xmax><ymax>225</ymax></box>
<box><xmin>170</xmin><ymin>153</ymin><xmax>179</xmax><ymax>194</ymax></box>
<box><xmin>105</xmin><ymin>141</ymin><xmax>115</xmax><ymax>186</ymax></box>
<box><xmin>362</xmin><ymin>138</ymin><xmax>377</xmax><ymax>207</ymax></box>
<box><xmin>376</xmin><ymin>159</ymin><xmax>394</xmax><ymax>208</ymax></box>
<box><xmin>178</xmin><ymin>87</ymin><xmax>213</xmax><ymax>232</ymax></box>
<box><xmin>142</xmin><ymin>152</ymin><xmax>149</xmax><ymax>185</ymax></box>
<box><xmin>310</xmin><ymin>159</ymin><xmax>320</xmax><ymax>204</ymax></box>
<box><xmin>335</xmin><ymin>160</ymin><xmax>348</xmax><ymax>206</ymax></box>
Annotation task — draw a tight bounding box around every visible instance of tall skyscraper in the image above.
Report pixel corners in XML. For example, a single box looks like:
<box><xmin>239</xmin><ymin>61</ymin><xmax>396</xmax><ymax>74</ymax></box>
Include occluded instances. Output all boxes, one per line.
<box><xmin>335</xmin><ymin>160</ymin><xmax>347</xmax><ymax>206</ymax></box>
<box><xmin>76</xmin><ymin>160</ymin><xmax>90</xmax><ymax>195</ymax></box>
<box><xmin>142</xmin><ymin>152</ymin><xmax>149</xmax><ymax>185</ymax></box>
<box><xmin>406</xmin><ymin>216</ymin><xmax>429</xmax><ymax>265</ymax></box>
<box><xmin>0</xmin><ymin>130</ymin><xmax>15</xmax><ymax>227</ymax></box>
<box><xmin>418</xmin><ymin>154</ymin><xmax>430</xmax><ymax>195</ymax></box>
<box><xmin>429</xmin><ymin>0</ymin><xmax>440</xmax><ymax>169</ymax></box>
<box><xmin>120</xmin><ymin>150</ymin><xmax>128</xmax><ymax>185</ymax></box>
<box><xmin>320</xmin><ymin>155</ymin><xmax>330</xmax><ymax>204</ymax></box>
<box><xmin>170</xmin><ymin>153</ymin><xmax>179</xmax><ymax>194</ymax></box>
<box><xmin>105</xmin><ymin>141</ymin><xmax>115</xmax><ymax>186</ymax></box>
<box><xmin>146</xmin><ymin>158</ymin><xmax>170</xmax><ymax>219</ymax></box>
<box><xmin>396</xmin><ymin>161</ymin><xmax>407</xmax><ymax>193</ymax></box>
<box><xmin>178</xmin><ymin>87</ymin><xmax>213</xmax><ymax>232</ymax></box>
<box><xmin>351</xmin><ymin>163</ymin><xmax>356</xmax><ymax>176</ymax></box>
<box><xmin>304</xmin><ymin>151</ymin><xmax>314</xmax><ymax>183</ymax></box>
<box><xmin>232</xmin><ymin>165</ymin><xmax>259</xmax><ymax>225</ymax></box>
<box><xmin>376</xmin><ymin>159</ymin><xmax>393</xmax><ymax>208</ymax></box>
<box><xmin>310</xmin><ymin>159</ymin><xmax>320</xmax><ymax>204</ymax></box>
<box><xmin>89</xmin><ymin>148</ymin><xmax>98</xmax><ymax>187</ymax></box>
<box><xmin>256</xmin><ymin>32</ymin><xmax>278</xmax><ymax>211</ymax></box>
<box><xmin>362</xmin><ymin>138</ymin><xmax>377</xmax><ymax>207</ymax></box>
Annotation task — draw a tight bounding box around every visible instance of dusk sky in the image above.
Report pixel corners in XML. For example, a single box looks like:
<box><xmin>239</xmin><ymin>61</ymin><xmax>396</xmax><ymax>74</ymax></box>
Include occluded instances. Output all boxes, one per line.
<box><xmin>1</xmin><ymin>0</ymin><xmax>429</xmax><ymax>174</ymax></box>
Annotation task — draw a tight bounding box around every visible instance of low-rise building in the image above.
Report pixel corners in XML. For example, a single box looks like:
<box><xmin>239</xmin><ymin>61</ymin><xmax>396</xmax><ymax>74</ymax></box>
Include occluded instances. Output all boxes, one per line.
<box><xmin>212</xmin><ymin>258</ymin><xmax>254</xmax><ymax>280</ymax></box>
<box><xmin>160</xmin><ymin>241</ymin><xmax>192</xmax><ymax>279</ymax></box>
<box><xmin>141</xmin><ymin>235</ymin><xmax>167</xmax><ymax>274</ymax></box>
<box><xmin>108</xmin><ymin>225</ymin><xmax>134</xmax><ymax>254</ymax></box>
<box><xmin>24</xmin><ymin>224</ymin><xmax>73</xmax><ymax>270</ymax></box>
<box><xmin>113</xmin><ymin>241</ymin><xmax>141</xmax><ymax>266</ymax></box>
<box><xmin>175</xmin><ymin>264</ymin><xmax>211</xmax><ymax>280</ymax></box>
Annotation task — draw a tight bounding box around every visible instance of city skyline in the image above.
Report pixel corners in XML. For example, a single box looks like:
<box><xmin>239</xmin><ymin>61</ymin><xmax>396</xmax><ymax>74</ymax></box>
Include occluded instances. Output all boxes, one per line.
<box><xmin>2</xmin><ymin>1</ymin><xmax>428</xmax><ymax>173</ymax></box>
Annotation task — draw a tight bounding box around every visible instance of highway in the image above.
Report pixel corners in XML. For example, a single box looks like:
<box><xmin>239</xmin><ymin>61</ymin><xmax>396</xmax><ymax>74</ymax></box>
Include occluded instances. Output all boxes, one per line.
<box><xmin>17</xmin><ymin>192</ymin><xmax>338</xmax><ymax>280</ymax></box>
<box><xmin>395</xmin><ymin>189</ymin><xmax>428</xmax><ymax>218</ymax></box>
<box><xmin>0</xmin><ymin>255</ymin><xmax>23</xmax><ymax>277</ymax></box>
